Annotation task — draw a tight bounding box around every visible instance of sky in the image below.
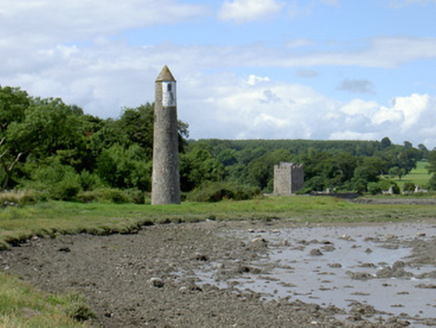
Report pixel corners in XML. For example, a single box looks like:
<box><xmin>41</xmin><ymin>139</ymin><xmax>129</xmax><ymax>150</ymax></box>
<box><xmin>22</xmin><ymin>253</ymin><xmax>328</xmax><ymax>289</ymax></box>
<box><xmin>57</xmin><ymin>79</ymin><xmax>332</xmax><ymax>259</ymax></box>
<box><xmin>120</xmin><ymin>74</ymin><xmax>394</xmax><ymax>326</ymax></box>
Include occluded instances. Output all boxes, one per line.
<box><xmin>1</xmin><ymin>0</ymin><xmax>436</xmax><ymax>148</ymax></box>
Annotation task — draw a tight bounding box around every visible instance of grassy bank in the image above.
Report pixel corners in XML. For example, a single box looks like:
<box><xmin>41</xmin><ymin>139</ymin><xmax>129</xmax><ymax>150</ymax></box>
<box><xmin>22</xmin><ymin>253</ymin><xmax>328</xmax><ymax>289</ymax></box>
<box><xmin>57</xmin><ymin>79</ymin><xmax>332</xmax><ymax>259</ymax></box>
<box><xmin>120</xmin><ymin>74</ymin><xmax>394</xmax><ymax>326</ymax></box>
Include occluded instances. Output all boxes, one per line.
<box><xmin>0</xmin><ymin>272</ymin><xmax>93</xmax><ymax>328</ymax></box>
<box><xmin>2</xmin><ymin>196</ymin><xmax>436</xmax><ymax>327</ymax></box>
<box><xmin>2</xmin><ymin>196</ymin><xmax>436</xmax><ymax>249</ymax></box>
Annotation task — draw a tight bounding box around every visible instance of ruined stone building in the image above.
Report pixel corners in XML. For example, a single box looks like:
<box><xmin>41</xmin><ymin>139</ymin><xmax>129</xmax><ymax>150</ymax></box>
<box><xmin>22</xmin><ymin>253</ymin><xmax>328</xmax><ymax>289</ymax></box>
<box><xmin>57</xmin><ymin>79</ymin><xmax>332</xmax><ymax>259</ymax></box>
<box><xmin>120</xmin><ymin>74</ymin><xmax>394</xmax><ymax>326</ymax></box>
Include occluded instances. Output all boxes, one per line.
<box><xmin>273</xmin><ymin>162</ymin><xmax>304</xmax><ymax>195</ymax></box>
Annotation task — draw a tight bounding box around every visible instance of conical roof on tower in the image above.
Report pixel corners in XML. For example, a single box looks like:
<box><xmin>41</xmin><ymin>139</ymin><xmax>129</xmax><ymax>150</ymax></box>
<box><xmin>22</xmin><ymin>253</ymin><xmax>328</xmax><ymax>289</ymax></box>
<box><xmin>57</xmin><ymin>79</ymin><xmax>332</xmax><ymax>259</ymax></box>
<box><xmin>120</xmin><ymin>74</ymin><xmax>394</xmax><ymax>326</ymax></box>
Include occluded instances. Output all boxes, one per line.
<box><xmin>156</xmin><ymin>65</ymin><xmax>176</xmax><ymax>82</ymax></box>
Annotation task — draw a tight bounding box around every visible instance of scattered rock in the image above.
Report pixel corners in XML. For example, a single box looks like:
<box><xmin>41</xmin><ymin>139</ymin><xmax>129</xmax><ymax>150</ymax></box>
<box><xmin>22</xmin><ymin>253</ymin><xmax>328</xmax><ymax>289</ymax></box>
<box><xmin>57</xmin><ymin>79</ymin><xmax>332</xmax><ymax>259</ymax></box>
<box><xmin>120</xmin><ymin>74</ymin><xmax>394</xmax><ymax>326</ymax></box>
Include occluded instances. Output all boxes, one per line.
<box><xmin>321</xmin><ymin>245</ymin><xmax>335</xmax><ymax>252</ymax></box>
<box><xmin>310</xmin><ymin>248</ymin><xmax>323</xmax><ymax>256</ymax></box>
<box><xmin>192</xmin><ymin>252</ymin><xmax>209</xmax><ymax>261</ymax></box>
<box><xmin>376</xmin><ymin>262</ymin><xmax>413</xmax><ymax>279</ymax></box>
<box><xmin>346</xmin><ymin>271</ymin><xmax>373</xmax><ymax>280</ymax></box>
<box><xmin>149</xmin><ymin>277</ymin><xmax>164</xmax><ymax>288</ymax></box>
<box><xmin>328</xmin><ymin>263</ymin><xmax>342</xmax><ymax>268</ymax></box>
<box><xmin>339</xmin><ymin>234</ymin><xmax>355</xmax><ymax>242</ymax></box>
<box><xmin>237</xmin><ymin>265</ymin><xmax>261</xmax><ymax>274</ymax></box>
<box><xmin>251</xmin><ymin>237</ymin><xmax>267</xmax><ymax>244</ymax></box>
<box><xmin>417</xmin><ymin>270</ymin><xmax>436</xmax><ymax>279</ymax></box>
<box><xmin>358</xmin><ymin>263</ymin><xmax>376</xmax><ymax>268</ymax></box>
<box><xmin>386</xmin><ymin>317</ymin><xmax>411</xmax><ymax>326</ymax></box>
<box><xmin>415</xmin><ymin>284</ymin><xmax>436</xmax><ymax>289</ymax></box>
<box><xmin>279</xmin><ymin>239</ymin><xmax>289</xmax><ymax>246</ymax></box>
<box><xmin>348</xmin><ymin>301</ymin><xmax>378</xmax><ymax>316</ymax></box>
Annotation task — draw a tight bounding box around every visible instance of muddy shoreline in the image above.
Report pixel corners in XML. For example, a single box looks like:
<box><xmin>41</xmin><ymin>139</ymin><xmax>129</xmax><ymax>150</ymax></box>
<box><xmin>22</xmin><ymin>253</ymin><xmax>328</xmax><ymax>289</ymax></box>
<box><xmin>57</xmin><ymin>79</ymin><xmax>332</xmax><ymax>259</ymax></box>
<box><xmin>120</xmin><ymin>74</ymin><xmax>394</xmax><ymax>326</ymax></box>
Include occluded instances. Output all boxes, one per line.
<box><xmin>1</xmin><ymin>219</ymin><xmax>435</xmax><ymax>327</ymax></box>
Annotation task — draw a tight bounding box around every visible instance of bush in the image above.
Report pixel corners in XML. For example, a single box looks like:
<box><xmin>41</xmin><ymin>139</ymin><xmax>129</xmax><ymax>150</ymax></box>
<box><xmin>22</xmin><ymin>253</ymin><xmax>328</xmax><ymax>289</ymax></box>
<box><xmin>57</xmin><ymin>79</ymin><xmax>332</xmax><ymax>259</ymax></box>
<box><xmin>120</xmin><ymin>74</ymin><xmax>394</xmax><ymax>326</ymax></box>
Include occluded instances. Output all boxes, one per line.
<box><xmin>187</xmin><ymin>181</ymin><xmax>261</xmax><ymax>202</ymax></box>
<box><xmin>124</xmin><ymin>188</ymin><xmax>145</xmax><ymax>204</ymax></box>
<box><xmin>367</xmin><ymin>182</ymin><xmax>382</xmax><ymax>195</ymax></box>
<box><xmin>379</xmin><ymin>180</ymin><xmax>400</xmax><ymax>194</ymax></box>
<box><xmin>53</xmin><ymin>174</ymin><xmax>82</xmax><ymax>200</ymax></box>
<box><xmin>403</xmin><ymin>182</ymin><xmax>416</xmax><ymax>192</ymax></box>
<box><xmin>21</xmin><ymin>158</ymin><xmax>82</xmax><ymax>201</ymax></box>
<box><xmin>296</xmin><ymin>187</ymin><xmax>314</xmax><ymax>195</ymax></box>
<box><xmin>0</xmin><ymin>189</ymin><xmax>38</xmax><ymax>207</ymax></box>
<box><xmin>79</xmin><ymin>170</ymin><xmax>104</xmax><ymax>191</ymax></box>
<box><xmin>77</xmin><ymin>188</ymin><xmax>140</xmax><ymax>204</ymax></box>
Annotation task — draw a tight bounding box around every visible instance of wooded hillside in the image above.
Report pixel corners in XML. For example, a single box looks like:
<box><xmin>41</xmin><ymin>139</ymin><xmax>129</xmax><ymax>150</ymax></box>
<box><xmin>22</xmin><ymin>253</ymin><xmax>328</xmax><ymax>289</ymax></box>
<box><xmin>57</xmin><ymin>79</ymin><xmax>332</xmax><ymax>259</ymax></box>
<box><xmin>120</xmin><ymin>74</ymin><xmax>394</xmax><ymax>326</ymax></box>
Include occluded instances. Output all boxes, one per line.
<box><xmin>1</xmin><ymin>85</ymin><xmax>433</xmax><ymax>202</ymax></box>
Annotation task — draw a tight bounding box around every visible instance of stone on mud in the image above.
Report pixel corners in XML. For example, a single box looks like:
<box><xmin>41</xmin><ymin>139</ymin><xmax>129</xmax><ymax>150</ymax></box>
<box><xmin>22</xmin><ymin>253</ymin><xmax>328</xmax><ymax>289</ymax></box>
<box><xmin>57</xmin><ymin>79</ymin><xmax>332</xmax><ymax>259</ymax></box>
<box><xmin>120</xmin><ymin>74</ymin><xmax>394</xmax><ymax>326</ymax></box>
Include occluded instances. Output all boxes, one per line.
<box><xmin>150</xmin><ymin>277</ymin><xmax>164</xmax><ymax>288</ymax></box>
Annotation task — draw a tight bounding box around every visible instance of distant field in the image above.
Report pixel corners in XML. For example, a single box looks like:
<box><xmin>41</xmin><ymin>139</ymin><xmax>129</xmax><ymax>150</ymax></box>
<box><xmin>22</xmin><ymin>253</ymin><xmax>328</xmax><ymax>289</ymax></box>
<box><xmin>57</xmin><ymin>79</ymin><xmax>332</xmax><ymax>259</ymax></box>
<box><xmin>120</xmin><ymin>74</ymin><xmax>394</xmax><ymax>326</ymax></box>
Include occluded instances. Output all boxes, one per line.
<box><xmin>391</xmin><ymin>161</ymin><xmax>431</xmax><ymax>189</ymax></box>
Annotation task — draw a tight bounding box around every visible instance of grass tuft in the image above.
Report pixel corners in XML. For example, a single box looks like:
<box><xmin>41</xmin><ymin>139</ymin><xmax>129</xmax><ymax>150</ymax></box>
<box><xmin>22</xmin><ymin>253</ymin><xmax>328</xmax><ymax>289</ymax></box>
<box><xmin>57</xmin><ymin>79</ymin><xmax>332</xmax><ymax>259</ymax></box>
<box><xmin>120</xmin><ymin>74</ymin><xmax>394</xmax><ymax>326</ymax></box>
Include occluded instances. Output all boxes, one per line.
<box><xmin>0</xmin><ymin>272</ymin><xmax>92</xmax><ymax>327</ymax></box>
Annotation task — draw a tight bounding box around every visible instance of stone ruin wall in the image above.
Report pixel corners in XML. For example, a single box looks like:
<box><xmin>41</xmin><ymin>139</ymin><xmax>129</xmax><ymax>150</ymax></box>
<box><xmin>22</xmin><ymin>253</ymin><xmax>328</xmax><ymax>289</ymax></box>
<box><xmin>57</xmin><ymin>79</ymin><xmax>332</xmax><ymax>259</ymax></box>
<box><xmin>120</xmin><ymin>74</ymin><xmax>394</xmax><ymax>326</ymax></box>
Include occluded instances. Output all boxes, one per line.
<box><xmin>273</xmin><ymin>162</ymin><xmax>304</xmax><ymax>196</ymax></box>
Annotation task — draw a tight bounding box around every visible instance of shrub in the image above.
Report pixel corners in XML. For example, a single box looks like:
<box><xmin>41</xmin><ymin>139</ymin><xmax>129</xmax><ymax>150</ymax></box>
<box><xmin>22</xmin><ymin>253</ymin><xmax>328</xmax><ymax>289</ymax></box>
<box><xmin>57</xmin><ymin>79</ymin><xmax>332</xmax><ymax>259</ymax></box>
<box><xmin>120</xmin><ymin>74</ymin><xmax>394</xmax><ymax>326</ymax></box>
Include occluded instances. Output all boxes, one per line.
<box><xmin>124</xmin><ymin>189</ymin><xmax>145</xmax><ymax>204</ymax></box>
<box><xmin>52</xmin><ymin>173</ymin><xmax>82</xmax><ymax>200</ymax></box>
<box><xmin>79</xmin><ymin>170</ymin><xmax>104</xmax><ymax>191</ymax></box>
<box><xmin>20</xmin><ymin>158</ymin><xmax>82</xmax><ymax>201</ymax></box>
<box><xmin>0</xmin><ymin>189</ymin><xmax>37</xmax><ymax>207</ymax></box>
<box><xmin>367</xmin><ymin>182</ymin><xmax>382</xmax><ymax>195</ymax></box>
<box><xmin>78</xmin><ymin>188</ymin><xmax>135</xmax><ymax>204</ymax></box>
<box><xmin>187</xmin><ymin>181</ymin><xmax>261</xmax><ymax>202</ymax></box>
<box><xmin>403</xmin><ymin>182</ymin><xmax>416</xmax><ymax>192</ymax></box>
<box><xmin>379</xmin><ymin>180</ymin><xmax>400</xmax><ymax>194</ymax></box>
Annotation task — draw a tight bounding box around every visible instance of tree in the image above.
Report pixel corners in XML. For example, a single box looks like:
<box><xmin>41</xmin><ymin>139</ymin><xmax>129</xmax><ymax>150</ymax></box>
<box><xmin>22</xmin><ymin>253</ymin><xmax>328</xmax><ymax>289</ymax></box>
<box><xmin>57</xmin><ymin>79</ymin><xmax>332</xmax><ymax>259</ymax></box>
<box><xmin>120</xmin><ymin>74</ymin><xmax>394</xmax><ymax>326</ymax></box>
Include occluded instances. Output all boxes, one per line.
<box><xmin>96</xmin><ymin>143</ymin><xmax>152</xmax><ymax>191</ymax></box>
<box><xmin>389</xmin><ymin>166</ymin><xmax>406</xmax><ymax>181</ymax></box>
<box><xmin>179</xmin><ymin>143</ymin><xmax>225</xmax><ymax>192</ymax></box>
<box><xmin>245</xmin><ymin>148</ymin><xmax>292</xmax><ymax>191</ymax></box>
<box><xmin>381</xmin><ymin>137</ymin><xmax>391</xmax><ymax>149</ymax></box>
<box><xmin>0</xmin><ymin>86</ymin><xmax>31</xmax><ymax>188</ymax></box>
<box><xmin>404</xmin><ymin>141</ymin><xmax>413</xmax><ymax>149</ymax></box>
<box><xmin>418</xmin><ymin>143</ymin><xmax>429</xmax><ymax>160</ymax></box>
<box><xmin>0</xmin><ymin>137</ymin><xmax>22</xmax><ymax>189</ymax></box>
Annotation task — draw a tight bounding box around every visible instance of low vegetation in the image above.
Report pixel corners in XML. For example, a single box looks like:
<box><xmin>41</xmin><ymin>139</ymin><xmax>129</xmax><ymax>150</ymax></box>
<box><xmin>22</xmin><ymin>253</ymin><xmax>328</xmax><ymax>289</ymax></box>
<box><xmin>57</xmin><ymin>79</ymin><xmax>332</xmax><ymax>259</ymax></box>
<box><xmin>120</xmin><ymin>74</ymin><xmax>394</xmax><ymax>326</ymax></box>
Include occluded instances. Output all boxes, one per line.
<box><xmin>0</xmin><ymin>272</ymin><xmax>93</xmax><ymax>327</ymax></box>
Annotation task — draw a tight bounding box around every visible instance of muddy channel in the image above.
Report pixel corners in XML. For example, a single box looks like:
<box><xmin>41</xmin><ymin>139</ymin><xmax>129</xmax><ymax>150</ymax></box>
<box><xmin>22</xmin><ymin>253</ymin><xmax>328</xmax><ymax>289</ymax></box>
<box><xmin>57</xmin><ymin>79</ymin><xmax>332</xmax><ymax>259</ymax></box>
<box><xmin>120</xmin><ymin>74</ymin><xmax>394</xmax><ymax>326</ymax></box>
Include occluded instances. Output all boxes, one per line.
<box><xmin>1</xmin><ymin>219</ymin><xmax>436</xmax><ymax>327</ymax></box>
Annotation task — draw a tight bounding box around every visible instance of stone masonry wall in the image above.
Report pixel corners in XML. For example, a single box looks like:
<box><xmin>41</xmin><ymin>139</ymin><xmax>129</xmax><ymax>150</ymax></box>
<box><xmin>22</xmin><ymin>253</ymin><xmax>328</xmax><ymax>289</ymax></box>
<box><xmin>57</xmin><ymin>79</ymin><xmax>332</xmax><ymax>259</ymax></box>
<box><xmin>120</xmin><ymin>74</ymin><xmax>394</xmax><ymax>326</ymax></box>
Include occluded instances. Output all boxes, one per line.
<box><xmin>151</xmin><ymin>66</ymin><xmax>181</xmax><ymax>205</ymax></box>
<box><xmin>273</xmin><ymin>162</ymin><xmax>304</xmax><ymax>195</ymax></box>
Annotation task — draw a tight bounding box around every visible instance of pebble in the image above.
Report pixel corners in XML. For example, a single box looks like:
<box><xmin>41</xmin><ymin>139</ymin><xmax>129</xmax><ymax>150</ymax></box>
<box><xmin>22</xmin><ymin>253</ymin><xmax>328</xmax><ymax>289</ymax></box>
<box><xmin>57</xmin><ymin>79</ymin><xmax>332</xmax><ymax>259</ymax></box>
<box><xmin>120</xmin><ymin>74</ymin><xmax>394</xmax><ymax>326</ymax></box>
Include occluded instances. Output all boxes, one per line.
<box><xmin>150</xmin><ymin>277</ymin><xmax>164</xmax><ymax>288</ymax></box>
<box><xmin>310</xmin><ymin>249</ymin><xmax>323</xmax><ymax>256</ymax></box>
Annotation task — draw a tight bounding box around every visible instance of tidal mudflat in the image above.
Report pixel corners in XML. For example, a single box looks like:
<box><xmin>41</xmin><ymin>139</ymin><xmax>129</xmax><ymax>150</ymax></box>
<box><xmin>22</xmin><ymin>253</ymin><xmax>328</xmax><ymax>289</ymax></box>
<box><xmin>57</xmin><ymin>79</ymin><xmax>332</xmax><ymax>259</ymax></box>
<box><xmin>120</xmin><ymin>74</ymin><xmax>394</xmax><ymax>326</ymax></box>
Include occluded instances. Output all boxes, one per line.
<box><xmin>1</xmin><ymin>220</ymin><xmax>435</xmax><ymax>327</ymax></box>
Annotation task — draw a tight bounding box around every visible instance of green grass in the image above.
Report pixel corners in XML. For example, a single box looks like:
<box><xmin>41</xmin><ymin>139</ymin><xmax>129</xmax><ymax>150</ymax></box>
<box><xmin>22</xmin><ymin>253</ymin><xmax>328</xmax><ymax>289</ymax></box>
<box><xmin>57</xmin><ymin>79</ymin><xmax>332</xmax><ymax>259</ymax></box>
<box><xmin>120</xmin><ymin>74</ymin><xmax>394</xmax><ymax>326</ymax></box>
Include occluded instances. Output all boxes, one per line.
<box><xmin>391</xmin><ymin>161</ymin><xmax>431</xmax><ymax>189</ymax></box>
<box><xmin>0</xmin><ymin>273</ymin><xmax>93</xmax><ymax>328</ymax></box>
<box><xmin>2</xmin><ymin>195</ymin><xmax>436</xmax><ymax>327</ymax></box>
<box><xmin>2</xmin><ymin>196</ymin><xmax>436</xmax><ymax>249</ymax></box>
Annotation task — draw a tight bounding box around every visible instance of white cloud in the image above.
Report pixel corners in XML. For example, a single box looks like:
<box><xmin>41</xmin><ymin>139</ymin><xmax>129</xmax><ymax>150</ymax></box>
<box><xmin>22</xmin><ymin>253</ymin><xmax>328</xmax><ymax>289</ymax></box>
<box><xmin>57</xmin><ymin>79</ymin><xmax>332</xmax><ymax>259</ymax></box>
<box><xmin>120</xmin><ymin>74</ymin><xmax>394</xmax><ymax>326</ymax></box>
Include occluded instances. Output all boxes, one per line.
<box><xmin>340</xmin><ymin>99</ymin><xmax>379</xmax><ymax>117</ymax></box>
<box><xmin>247</xmin><ymin>75</ymin><xmax>270</xmax><ymax>85</ymax></box>
<box><xmin>218</xmin><ymin>0</ymin><xmax>284</xmax><ymax>22</ymax></box>
<box><xmin>372</xmin><ymin>94</ymin><xmax>427</xmax><ymax>131</ymax></box>
<box><xmin>1</xmin><ymin>1</ymin><xmax>436</xmax><ymax>148</ymax></box>
<box><xmin>329</xmin><ymin>131</ymin><xmax>379</xmax><ymax>141</ymax></box>
<box><xmin>181</xmin><ymin>73</ymin><xmax>342</xmax><ymax>140</ymax></box>
<box><xmin>3</xmin><ymin>37</ymin><xmax>436</xmax><ymax>147</ymax></box>
<box><xmin>0</xmin><ymin>0</ymin><xmax>207</xmax><ymax>45</ymax></box>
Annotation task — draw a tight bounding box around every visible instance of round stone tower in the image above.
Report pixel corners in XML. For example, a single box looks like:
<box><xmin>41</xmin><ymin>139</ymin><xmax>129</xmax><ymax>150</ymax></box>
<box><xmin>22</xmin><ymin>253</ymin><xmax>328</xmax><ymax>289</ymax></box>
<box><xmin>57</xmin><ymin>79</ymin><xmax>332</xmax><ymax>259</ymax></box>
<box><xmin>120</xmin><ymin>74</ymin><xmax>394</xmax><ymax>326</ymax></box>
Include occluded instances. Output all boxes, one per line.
<box><xmin>151</xmin><ymin>65</ymin><xmax>181</xmax><ymax>205</ymax></box>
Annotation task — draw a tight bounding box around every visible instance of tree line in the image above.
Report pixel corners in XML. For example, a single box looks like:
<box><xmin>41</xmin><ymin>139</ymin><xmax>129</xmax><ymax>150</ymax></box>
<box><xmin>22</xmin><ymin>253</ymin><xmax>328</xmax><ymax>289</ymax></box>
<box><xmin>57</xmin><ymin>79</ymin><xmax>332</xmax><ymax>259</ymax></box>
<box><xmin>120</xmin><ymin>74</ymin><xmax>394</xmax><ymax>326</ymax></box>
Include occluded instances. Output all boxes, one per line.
<box><xmin>187</xmin><ymin>137</ymin><xmax>429</xmax><ymax>194</ymax></box>
<box><xmin>0</xmin><ymin>85</ymin><xmax>434</xmax><ymax>203</ymax></box>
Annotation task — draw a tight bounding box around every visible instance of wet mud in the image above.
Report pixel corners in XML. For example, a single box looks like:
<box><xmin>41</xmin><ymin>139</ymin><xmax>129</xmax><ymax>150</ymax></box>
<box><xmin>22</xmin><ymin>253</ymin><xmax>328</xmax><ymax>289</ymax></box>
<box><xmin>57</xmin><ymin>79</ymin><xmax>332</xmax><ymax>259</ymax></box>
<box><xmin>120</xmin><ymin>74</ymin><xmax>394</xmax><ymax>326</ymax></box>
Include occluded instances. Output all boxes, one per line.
<box><xmin>1</xmin><ymin>219</ymin><xmax>435</xmax><ymax>327</ymax></box>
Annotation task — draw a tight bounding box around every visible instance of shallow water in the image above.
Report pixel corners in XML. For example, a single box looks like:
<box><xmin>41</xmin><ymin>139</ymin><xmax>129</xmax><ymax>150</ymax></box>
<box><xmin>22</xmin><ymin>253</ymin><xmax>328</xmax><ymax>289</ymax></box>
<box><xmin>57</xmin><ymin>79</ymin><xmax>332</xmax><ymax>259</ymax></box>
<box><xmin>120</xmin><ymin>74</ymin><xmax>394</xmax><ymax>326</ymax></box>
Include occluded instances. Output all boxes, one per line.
<box><xmin>196</xmin><ymin>222</ymin><xmax>436</xmax><ymax>324</ymax></box>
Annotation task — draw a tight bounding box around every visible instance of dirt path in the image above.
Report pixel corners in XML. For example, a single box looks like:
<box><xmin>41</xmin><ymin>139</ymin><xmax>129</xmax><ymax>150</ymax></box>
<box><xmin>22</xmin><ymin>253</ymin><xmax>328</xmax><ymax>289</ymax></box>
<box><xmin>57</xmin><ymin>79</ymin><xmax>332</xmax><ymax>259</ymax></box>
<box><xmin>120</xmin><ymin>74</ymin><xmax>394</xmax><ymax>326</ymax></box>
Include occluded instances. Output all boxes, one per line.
<box><xmin>1</xmin><ymin>220</ymin><xmax>435</xmax><ymax>327</ymax></box>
